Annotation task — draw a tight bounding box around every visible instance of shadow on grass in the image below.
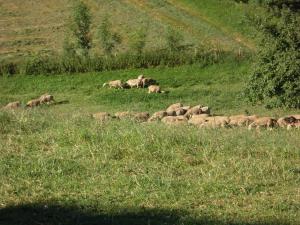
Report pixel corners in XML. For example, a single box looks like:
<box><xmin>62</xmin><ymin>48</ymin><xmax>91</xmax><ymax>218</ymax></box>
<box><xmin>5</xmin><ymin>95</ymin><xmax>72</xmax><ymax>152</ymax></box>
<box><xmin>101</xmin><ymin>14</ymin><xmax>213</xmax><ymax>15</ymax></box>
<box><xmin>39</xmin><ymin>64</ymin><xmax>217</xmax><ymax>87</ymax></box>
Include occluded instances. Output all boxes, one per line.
<box><xmin>0</xmin><ymin>202</ymin><xmax>291</xmax><ymax>225</ymax></box>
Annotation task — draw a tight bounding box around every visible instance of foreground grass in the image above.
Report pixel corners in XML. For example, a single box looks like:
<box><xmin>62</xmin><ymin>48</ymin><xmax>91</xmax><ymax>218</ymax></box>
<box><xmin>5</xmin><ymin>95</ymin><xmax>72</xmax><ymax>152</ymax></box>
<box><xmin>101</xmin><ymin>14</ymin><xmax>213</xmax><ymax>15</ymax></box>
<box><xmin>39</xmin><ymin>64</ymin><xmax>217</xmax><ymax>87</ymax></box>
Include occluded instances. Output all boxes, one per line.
<box><xmin>0</xmin><ymin>110</ymin><xmax>299</xmax><ymax>225</ymax></box>
<box><xmin>1</xmin><ymin>62</ymin><xmax>300</xmax><ymax>224</ymax></box>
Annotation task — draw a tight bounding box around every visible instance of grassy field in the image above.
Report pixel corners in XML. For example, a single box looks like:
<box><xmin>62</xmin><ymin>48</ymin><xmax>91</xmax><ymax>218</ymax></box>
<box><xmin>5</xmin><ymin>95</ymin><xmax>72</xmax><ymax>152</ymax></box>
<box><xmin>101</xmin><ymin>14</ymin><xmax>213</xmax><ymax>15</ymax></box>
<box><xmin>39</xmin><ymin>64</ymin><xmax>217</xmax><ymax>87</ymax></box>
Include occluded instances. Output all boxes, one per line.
<box><xmin>0</xmin><ymin>0</ymin><xmax>253</xmax><ymax>62</ymax></box>
<box><xmin>1</xmin><ymin>62</ymin><xmax>300</xmax><ymax>224</ymax></box>
<box><xmin>1</xmin><ymin>0</ymin><xmax>299</xmax><ymax>224</ymax></box>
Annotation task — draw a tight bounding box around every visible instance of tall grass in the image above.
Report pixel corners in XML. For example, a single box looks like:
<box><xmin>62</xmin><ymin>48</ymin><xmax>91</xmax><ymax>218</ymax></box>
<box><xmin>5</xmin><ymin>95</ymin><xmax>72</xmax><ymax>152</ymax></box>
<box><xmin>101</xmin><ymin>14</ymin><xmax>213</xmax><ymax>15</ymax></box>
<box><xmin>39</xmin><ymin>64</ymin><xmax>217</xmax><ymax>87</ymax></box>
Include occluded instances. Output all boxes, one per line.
<box><xmin>0</xmin><ymin>46</ymin><xmax>237</xmax><ymax>76</ymax></box>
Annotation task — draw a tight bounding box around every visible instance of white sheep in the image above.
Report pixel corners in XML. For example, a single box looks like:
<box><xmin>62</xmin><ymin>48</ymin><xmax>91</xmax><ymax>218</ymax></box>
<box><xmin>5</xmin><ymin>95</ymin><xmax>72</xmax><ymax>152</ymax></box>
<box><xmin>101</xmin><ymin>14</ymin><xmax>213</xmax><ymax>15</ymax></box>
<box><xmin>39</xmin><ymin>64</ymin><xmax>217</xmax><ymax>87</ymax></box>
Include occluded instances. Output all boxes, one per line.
<box><xmin>148</xmin><ymin>111</ymin><xmax>168</xmax><ymax>122</ymax></box>
<box><xmin>2</xmin><ymin>101</ymin><xmax>21</xmax><ymax>110</ymax></box>
<box><xmin>92</xmin><ymin>112</ymin><xmax>112</xmax><ymax>122</ymax></box>
<box><xmin>161</xmin><ymin>116</ymin><xmax>188</xmax><ymax>125</ymax></box>
<box><xmin>26</xmin><ymin>99</ymin><xmax>41</xmax><ymax>108</ymax></box>
<box><xmin>248</xmin><ymin>117</ymin><xmax>278</xmax><ymax>130</ymax></box>
<box><xmin>39</xmin><ymin>94</ymin><xmax>55</xmax><ymax>104</ymax></box>
<box><xmin>103</xmin><ymin>80</ymin><xmax>126</xmax><ymax>89</ymax></box>
<box><xmin>126</xmin><ymin>78</ymin><xmax>143</xmax><ymax>88</ymax></box>
<box><xmin>148</xmin><ymin>85</ymin><xmax>161</xmax><ymax>94</ymax></box>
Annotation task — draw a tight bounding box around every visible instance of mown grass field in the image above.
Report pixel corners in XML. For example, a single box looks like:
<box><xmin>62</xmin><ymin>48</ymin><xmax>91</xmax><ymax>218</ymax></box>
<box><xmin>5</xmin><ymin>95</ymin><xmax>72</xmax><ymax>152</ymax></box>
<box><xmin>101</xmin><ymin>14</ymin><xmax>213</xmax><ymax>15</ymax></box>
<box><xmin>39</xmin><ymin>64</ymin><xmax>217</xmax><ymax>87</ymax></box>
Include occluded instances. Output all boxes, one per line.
<box><xmin>1</xmin><ymin>62</ymin><xmax>300</xmax><ymax>225</ymax></box>
<box><xmin>0</xmin><ymin>0</ymin><xmax>253</xmax><ymax>62</ymax></box>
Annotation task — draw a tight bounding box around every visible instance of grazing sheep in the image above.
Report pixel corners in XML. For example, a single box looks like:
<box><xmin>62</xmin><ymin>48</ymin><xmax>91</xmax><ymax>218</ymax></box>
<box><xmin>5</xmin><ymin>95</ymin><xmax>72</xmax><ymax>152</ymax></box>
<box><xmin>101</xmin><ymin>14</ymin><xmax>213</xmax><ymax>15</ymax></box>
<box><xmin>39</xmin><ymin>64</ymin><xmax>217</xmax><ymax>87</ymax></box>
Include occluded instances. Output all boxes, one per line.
<box><xmin>292</xmin><ymin>121</ymin><xmax>300</xmax><ymax>129</ymax></box>
<box><xmin>290</xmin><ymin>114</ymin><xmax>300</xmax><ymax>120</ymax></box>
<box><xmin>185</xmin><ymin>105</ymin><xmax>203</xmax><ymax>118</ymax></box>
<box><xmin>142</xmin><ymin>78</ymin><xmax>158</xmax><ymax>88</ymax></box>
<box><xmin>137</xmin><ymin>74</ymin><xmax>145</xmax><ymax>80</ymax></box>
<box><xmin>248</xmin><ymin>117</ymin><xmax>278</xmax><ymax>130</ymax></box>
<box><xmin>133</xmin><ymin>112</ymin><xmax>150</xmax><ymax>122</ymax></box>
<box><xmin>175</xmin><ymin>107</ymin><xmax>187</xmax><ymax>116</ymax></box>
<box><xmin>182</xmin><ymin>106</ymin><xmax>191</xmax><ymax>111</ymax></box>
<box><xmin>201</xmin><ymin>116</ymin><xmax>230</xmax><ymax>128</ymax></box>
<box><xmin>26</xmin><ymin>99</ymin><xmax>40</xmax><ymax>108</ymax></box>
<box><xmin>166</xmin><ymin>110</ymin><xmax>177</xmax><ymax>116</ymax></box>
<box><xmin>161</xmin><ymin>116</ymin><xmax>188</xmax><ymax>125</ymax></box>
<box><xmin>115</xmin><ymin>111</ymin><xmax>133</xmax><ymax>119</ymax></box>
<box><xmin>148</xmin><ymin>85</ymin><xmax>161</xmax><ymax>94</ymax></box>
<box><xmin>92</xmin><ymin>112</ymin><xmax>112</xmax><ymax>122</ymax></box>
<box><xmin>39</xmin><ymin>94</ymin><xmax>55</xmax><ymax>104</ymax></box>
<box><xmin>2</xmin><ymin>101</ymin><xmax>21</xmax><ymax>110</ymax></box>
<box><xmin>126</xmin><ymin>78</ymin><xmax>143</xmax><ymax>88</ymax></box>
<box><xmin>148</xmin><ymin>111</ymin><xmax>168</xmax><ymax>122</ymax></box>
<box><xmin>103</xmin><ymin>80</ymin><xmax>126</xmax><ymax>89</ymax></box>
<box><xmin>188</xmin><ymin>114</ymin><xmax>210</xmax><ymax>126</ymax></box>
<box><xmin>229</xmin><ymin>115</ymin><xmax>252</xmax><ymax>127</ymax></box>
<box><xmin>200</xmin><ymin>106</ymin><xmax>210</xmax><ymax>115</ymax></box>
<box><xmin>277</xmin><ymin>116</ymin><xmax>297</xmax><ymax>129</ymax></box>
<box><xmin>166</xmin><ymin>103</ymin><xmax>183</xmax><ymax>112</ymax></box>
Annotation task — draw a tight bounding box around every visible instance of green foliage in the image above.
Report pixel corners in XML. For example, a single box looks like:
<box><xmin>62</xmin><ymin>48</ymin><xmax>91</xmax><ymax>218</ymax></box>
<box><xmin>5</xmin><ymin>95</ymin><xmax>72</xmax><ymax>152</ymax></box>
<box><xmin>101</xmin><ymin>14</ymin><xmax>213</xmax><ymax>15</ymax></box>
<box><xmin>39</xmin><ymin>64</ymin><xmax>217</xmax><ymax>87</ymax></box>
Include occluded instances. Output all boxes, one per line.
<box><xmin>98</xmin><ymin>16</ymin><xmax>122</xmax><ymax>55</ymax></box>
<box><xmin>245</xmin><ymin>7</ymin><xmax>300</xmax><ymax>108</ymax></box>
<box><xmin>71</xmin><ymin>1</ymin><xmax>92</xmax><ymax>53</ymax></box>
<box><xmin>165</xmin><ymin>27</ymin><xmax>184</xmax><ymax>52</ymax></box>
<box><xmin>129</xmin><ymin>28</ymin><xmax>147</xmax><ymax>55</ymax></box>
<box><xmin>0</xmin><ymin>45</ymin><xmax>229</xmax><ymax>76</ymax></box>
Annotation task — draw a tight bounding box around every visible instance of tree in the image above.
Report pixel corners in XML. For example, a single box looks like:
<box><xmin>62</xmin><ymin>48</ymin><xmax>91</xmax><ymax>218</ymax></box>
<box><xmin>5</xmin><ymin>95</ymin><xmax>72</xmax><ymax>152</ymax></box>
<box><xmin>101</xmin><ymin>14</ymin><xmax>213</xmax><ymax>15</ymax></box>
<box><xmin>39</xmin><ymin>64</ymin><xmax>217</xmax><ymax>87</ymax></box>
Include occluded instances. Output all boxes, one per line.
<box><xmin>165</xmin><ymin>27</ymin><xmax>184</xmax><ymax>52</ymax></box>
<box><xmin>71</xmin><ymin>1</ymin><xmax>92</xmax><ymax>54</ymax></box>
<box><xmin>245</xmin><ymin>6</ymin><xmax>300</xmax><ymax>108</ymax></box>
<box><xmin>98</xmin><ymin>16</ymin><xmax>121</xmax><ymax>55</ymax></box>
<box><xmin>129</xmin><ymin>28</ymin><xmax>147</xmax><ymax>55</ymax></box>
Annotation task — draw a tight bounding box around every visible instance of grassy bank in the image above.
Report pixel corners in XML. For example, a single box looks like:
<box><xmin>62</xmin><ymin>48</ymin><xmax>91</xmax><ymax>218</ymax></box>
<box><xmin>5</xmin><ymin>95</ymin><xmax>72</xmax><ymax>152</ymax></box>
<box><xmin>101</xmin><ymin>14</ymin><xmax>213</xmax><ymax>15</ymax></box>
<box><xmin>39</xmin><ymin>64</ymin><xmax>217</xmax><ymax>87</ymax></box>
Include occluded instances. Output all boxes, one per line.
<box><xmin>1</xmin><ymin>62</ymin><xmax>300</xmax><ymax>224</ymax></box>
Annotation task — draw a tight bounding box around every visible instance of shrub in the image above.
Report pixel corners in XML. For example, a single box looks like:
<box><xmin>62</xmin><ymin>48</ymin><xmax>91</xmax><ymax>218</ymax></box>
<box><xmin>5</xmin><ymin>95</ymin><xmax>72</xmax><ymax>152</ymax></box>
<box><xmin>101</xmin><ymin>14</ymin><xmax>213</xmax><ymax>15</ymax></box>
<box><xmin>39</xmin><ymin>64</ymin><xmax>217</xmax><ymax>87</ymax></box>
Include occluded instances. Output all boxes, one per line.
<box><xmin>71</xmin><ymin>1</ymin><xmax>92</xmax><ymax>54</ymax></box>
<box><xmin>129</xmin><ymin>28</ymin><xmax>147</xmax><ymax>55</ymax></box>
<box><xmin>98</xmin><ymin>16</ymin><xmax>122</xmax><ymax>55</ymax></box>
<box><xmin>165</xmin><ymin>27</ymin><xmax>184</xmax><ymax>52</ymax></box>
<box><xmin>245</xmin><ymin>7</ymin><xmax>300</xmax><ymax>108</ymax></box>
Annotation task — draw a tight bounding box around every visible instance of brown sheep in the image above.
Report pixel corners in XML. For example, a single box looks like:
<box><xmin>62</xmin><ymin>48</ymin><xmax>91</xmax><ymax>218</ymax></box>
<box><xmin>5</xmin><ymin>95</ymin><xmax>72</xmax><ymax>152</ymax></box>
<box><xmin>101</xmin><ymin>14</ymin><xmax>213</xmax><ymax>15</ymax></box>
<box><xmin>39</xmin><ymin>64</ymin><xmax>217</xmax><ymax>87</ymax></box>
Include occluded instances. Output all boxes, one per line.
<box><xmin>142</xmin><ymin>78</ymin><xmax>158</xmax><ymax>88</ymax></box>
<box><xmin>148</xmin><ymin>85</ymin><xmax>161</xmax><ymax>94</ymax></box>
<box><xmin>161</xmin><ymin>116</ymin><xmax>188</xmax><ymax>125</ymax></box>
<box><xmin>292</xmin><ymin>121</ymin><xmax>300</xmax><ymax>129</ymax></box>
<box><xmin>26</xmin><ymin>99</ymin><xmax>40</xmax><ymax>108</ymax></box>
<box><xmin>290</xmin><ymin>115</ymin><xmax>300</xmax><ymax>120</ymax></box>
<box><xmin>148</xmin><ymin>111</ymin><xmax>168</xmax><ymax>122</ymax></box>
<box><xmin>175</xmin><ymin>107</ymin><xmax>187</xmax><ymax>116</ymax></box>
<box><xmin>248</xmin><ymin>117</ymin><xmax>278</xmax><ymax>130</ymax></box>
<box><xmin>277</xmin><ymin>116</ymin><xmax>297</xmax><ymax>129</ymax></box>
<box><xmin>133</xmin><ymin>112</ymin><xmax>150</xmax><ymax>122</ymax></box>
<box><xmin>39</xmin><ymin>94</ymin><xmax>55</xmax><ymax>104</ymax></box>
<box><xmin>103</xmin><ymin>80</ymin><xmax>126</xmax><ymax>89</ymax></box>
<box><xmin>3</xmin><ymin>101</ymin><xmax>21</xmax><ymax>110</ymax></box>
<box><xmin>185</xmin><ymin>105</ymin><xmax>203</xmax><ymax>118</ymax></box>
<box><xmin>126</xmin><ymin>78</ymin><xmax>143</xmax><ymax>88</ymax></box>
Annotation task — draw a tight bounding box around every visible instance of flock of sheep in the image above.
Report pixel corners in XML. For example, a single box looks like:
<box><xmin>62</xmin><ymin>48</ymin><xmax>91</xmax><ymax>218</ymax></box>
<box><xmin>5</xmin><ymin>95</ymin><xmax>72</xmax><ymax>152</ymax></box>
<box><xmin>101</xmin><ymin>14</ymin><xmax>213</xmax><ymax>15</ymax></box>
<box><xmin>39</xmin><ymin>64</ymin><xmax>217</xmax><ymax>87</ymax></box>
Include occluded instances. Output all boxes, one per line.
<box><xmin>92</xmin><ymin>102</ymin><xmax>300</xmax><ymax>130</ymax></box>
<box><xmin>2</xmin><ymin>93</ymin><xmax>55</xmax><ymax>110</ymax></box>
<box><xmin>2</xmin><ymin>74</ymin><xmax>300</xmax><ymax>131</ymax></box>
<box><xmin>103</xmin><ymin>74</ymin><xmax>164</xmax><ymax>93</ymax></box>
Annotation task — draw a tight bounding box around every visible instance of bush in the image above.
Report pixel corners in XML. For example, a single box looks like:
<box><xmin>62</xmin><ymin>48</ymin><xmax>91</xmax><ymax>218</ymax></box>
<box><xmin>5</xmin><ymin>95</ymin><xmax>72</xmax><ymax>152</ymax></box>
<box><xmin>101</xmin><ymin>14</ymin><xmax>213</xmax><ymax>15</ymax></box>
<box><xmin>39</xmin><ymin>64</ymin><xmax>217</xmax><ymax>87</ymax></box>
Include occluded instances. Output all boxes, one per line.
<box><xmin>71</xmin><ymin>1</ymin><xmax>92</xmax><ymax>54</ymax></box>
<box><xmin>98</xmin><ymin>16</ymin><xmax>122</xmax><ymax>55</ymax></box>
<box><xmin>165</xmin><ymin>27</ymin><xmax>184</xmax><ymax>52</ymax></box>
<box><xmin>129</xmin><ymin>28</ymin><xmax>147</xmax><ymax>55</ymax></box>
<box><xmin>245</xmin><ymin>7</ymin><xmax>300</xmax><ymax>108</ymax></box>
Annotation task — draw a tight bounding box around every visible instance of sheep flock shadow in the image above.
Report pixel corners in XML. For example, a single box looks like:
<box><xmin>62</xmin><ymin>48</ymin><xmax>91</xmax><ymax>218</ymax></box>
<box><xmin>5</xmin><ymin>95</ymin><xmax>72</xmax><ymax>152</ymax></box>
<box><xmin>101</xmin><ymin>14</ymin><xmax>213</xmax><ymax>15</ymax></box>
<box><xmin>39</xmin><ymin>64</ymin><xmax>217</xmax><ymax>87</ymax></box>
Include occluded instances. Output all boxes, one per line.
<box><xmin>0</xmin><ymin>202</ymin><xmax>291</xmax><ymax>225</ymax></box>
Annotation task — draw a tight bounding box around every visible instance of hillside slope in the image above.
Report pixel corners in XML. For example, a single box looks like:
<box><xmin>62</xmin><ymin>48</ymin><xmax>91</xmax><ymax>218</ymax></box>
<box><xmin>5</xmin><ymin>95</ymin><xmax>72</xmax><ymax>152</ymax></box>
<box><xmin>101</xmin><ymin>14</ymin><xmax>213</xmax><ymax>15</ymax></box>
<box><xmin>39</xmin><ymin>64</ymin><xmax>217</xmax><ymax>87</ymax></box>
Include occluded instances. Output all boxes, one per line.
<box><xmin>0</xmin><ymin>0</ymin><xmax>255</xmax><ymax>62</ymax></box>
